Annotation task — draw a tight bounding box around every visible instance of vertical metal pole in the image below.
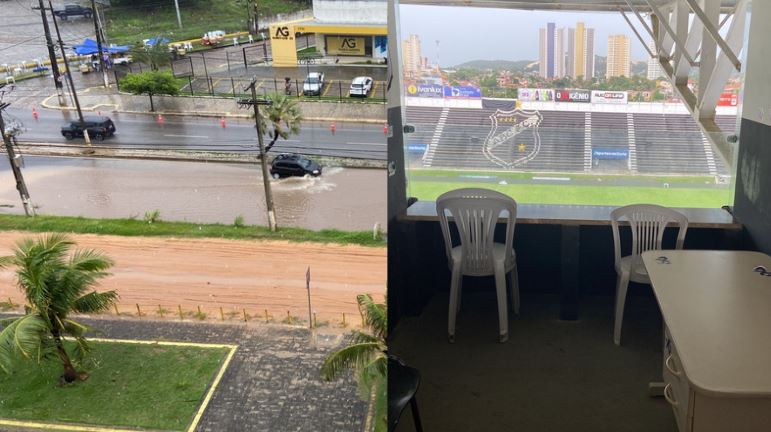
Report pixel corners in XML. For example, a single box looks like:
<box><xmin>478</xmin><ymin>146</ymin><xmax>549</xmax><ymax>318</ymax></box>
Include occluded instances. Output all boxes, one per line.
<box><xmin>91</xmin><ymin>0</ymin><xmax>108</xmax><ymax>87</ymax></box>
<box><xmin>250</xmin><ymin>85</ymin><xmax>277</xmax><ymax>231</ymax></box>
<box><xmin>226</xmin><ymin>50</ymin><xmax>231</xmax><ymax>71</ymax></box>
<box><xmin>243</xmin><ymin>46</ymin><xmax>248</xmax><ymax>70</ymax></box>
<box><xmin>49</xmin><ymin>0</ymin><xmax>91</xmax><ymax>150</ymax></box>
<box><xmin>174</xmin><ymin>0</ymin><xmax>182</xmax><ymax>28</ymax></box>
<box><xmin>37</xmin><ymin>0</ymin><xmax>65</xmax><ymax>106</ymax></box>
<box><xmin>306</xmin><ymin>267</ymin><xmax>312</xmax><ymax>329</ymax></box>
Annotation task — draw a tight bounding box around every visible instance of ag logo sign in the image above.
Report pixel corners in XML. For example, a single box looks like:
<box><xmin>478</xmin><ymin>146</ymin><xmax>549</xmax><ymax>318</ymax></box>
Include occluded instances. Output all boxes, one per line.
<box><xmin>327</xmin><ymin>36</ymin><xmax>365</xmax><ymax>55</ymax></box>
<box><xmin>483</xmin><ymin>109</ymin><xmax>543</xmax><ymax>168</ymax></box>
<box><xmin>272</xmin><ymin>26</ymin><xmax>293</xmax><ymax>40</ymax></box>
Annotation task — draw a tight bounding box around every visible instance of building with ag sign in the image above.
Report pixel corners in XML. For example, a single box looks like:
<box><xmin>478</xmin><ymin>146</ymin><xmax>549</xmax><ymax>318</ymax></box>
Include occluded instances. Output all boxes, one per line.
<box><xmin>269</xmin><ymin>0</ymin><xmax>387</xmax><ymax>67</ymax></box>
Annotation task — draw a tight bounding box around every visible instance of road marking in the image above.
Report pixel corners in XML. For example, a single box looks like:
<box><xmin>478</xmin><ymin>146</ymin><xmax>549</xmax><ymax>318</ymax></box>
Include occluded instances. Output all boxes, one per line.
<box><xmin>163</xmin><ymin>134</ymin><xmax>210</xmax><ymax>139</ymax></box>
<box><xmin>532</xmin><ymin>176</ymin><xmax>571</xmax><ymax>181</ymax></box>
<box><xmin>346</xmin><ymin>142</ymin><xmax>383</xmax><ymax>146</ymax></box>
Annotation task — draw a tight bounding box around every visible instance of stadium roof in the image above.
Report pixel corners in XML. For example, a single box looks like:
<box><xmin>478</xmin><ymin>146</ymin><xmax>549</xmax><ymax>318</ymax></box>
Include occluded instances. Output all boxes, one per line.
<box><xmin>399</xmin><ymin>0</ymin><xmax>737</xmax><ymax>12</ymax></box>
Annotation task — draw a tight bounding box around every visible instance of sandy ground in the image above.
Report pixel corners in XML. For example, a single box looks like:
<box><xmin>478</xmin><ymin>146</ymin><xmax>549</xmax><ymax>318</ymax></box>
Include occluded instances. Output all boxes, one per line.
<box><xmin>0</xmin><ymin>231</ymin><xmax>385</xmax><ymax>326</ymax></box>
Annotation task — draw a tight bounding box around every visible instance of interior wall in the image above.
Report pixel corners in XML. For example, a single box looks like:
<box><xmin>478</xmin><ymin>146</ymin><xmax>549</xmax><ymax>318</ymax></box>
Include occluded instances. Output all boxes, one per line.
<box><xmin>734</xmin><ymin>0</ymin><xmax>771</xmax><ymax>254</ymax></box>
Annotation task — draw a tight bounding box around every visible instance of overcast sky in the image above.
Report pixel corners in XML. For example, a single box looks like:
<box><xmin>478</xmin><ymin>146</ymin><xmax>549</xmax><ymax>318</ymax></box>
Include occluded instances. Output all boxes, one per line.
<box><xmin>399</xmin><ymin>5</ymin><xmax>652</xmax><ymax>66</ymax></box>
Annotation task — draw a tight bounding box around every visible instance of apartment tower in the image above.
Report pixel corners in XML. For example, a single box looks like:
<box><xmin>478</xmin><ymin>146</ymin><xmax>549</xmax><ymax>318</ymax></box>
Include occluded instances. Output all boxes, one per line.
<box><xmin>606</xmin><ymin>35</ymin><xmax>631</xmax><ymax>78</ymax></box>
<box><xmin>402</xmin><ymin>34</ymin><xmax>422</xmax><ymax>78</ymax></box>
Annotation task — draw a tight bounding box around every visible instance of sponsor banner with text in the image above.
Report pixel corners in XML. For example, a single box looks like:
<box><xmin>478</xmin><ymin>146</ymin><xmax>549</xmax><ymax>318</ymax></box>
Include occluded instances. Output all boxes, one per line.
<box><xmin>269</xmin><ymin>24</ymin><xmax>297</xmax><ymax>66</ymax></box>
<box><xmin>517</xmin><ymin>88</ymin><xmax>554</xmax><ymax>102</ymax></box>
<box><xmin>406</xmin><ymin>84</ymin><xmax>444</xmax><ymax>98</ymax></box>
<box><xmin>555</xmin><ymin>89</ymin><xmax>591</xmax><ymax>103</ymax></box>
<box><xmin>718</xmin><ymin>92</ymin><xmax>739</xmax><ymax>107</ymax></box>
<box><xmin>444</xmin><ymin>85</ymin><xmax>481</xmax><ymax>98</ymax></box>
<box><xmin>592</xmin><ymin>149</ymin><xmax>629</xmax><ymax>160</ymax></box>
<box><xmin>326</xmin><ymin>36</ymin><xmax>365</xmax><ymax>56</ymax></box>
<box><xmin>591</xmin><ymin>90</ymin><xmax>628</xmax><ymax>104</ymax></box>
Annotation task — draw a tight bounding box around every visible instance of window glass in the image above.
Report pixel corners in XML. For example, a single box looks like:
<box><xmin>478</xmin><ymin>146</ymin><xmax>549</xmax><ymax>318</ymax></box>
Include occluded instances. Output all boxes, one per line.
<box><xmin>398</xmin><ymin>4</ymin><xmax>741</xmax><ymax>208</ymax></box>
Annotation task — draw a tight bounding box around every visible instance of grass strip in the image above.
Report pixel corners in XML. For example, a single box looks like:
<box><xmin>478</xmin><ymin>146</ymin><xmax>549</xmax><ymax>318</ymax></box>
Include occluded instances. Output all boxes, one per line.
<box><xmin>409</xmin><ymin>168</ymin><xmax>719</xmax><ymax>184</ymax></box>
<box><xmin>409</xmin><ymin>181</ymin><xmax>730</xmax><ymax>208</ymax></box>
<box><xmin>0</xmin><ymin>340</ymin><xmax>229</xmax><ymax>431</ymax></box>
<box><xmin>0</xmin><ymin>214</ymin><xmax>385</xmax><ymax>247</ymax></box>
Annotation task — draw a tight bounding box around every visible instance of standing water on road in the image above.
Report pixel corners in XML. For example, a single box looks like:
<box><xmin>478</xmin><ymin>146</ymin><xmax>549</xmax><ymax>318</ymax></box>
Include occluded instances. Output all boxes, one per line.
<box><xmin>0</xmin><ymin>156</ymin><xmax>385</xmax><ymax>231</ymax></box>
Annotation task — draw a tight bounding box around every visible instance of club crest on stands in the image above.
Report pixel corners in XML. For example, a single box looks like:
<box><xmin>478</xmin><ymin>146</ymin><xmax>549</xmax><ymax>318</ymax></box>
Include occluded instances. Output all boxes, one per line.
<box><xmin>483</xmin><ymin>109</ymin><xmax>543</xmax><ymax>169</ymax></box>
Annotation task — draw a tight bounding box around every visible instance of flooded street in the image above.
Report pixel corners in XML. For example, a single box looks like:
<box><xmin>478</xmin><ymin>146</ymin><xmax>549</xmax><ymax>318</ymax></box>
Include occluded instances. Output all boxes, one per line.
<box><xmin>0</xmin><ymin>156</ymin><xmax>385</xmax><ymax>231</ymax></box>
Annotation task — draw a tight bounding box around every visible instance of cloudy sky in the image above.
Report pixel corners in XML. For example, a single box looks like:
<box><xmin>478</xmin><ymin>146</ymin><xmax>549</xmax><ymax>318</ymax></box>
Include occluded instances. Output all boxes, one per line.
<box><xmin>399</xmin><ymin>5</ymin><xmax>652</xmax><ymax>66</ymax></box>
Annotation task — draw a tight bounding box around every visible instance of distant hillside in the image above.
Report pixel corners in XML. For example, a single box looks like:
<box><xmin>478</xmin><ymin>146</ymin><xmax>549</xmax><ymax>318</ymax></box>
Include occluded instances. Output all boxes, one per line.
<box><xmin>595</xmin><ymin>56</ymin><xmax>648</xmax><ymax>78</ymax></box>
<box><xmin>452</xmin><ymin>59</ymin><xmax>534</xmax><ymax>71</ymax></box>
<box><xmin>631</xmin><ymin>60</ymin><xmax>647</xmax><ymax>76</ymax></box>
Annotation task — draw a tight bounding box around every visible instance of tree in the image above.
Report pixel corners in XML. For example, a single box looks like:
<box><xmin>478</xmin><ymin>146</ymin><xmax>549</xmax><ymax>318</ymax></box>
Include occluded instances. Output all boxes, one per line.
<box><xmin>120</xmin><ymin>71</ymin><xmax>180</xmax><ymax>112</ymax></box>
<box><xmin>130</xmin><ymin>38</ymin><xmax>172</xmax><ymax>71</ymax></box>
<box><xmin>256</xmin><ymin>93</ymin><xmax>303</xmax><ymax>153</ymax></box>
<box><xmin>0</xmin><ymin>234</ymin><xmax>118</xmax><ymax>384</ymax></box>
<box><xmin>321</xmin><ymin>294</ymin><xmax>387</xmax><ymax>431</ymax></box>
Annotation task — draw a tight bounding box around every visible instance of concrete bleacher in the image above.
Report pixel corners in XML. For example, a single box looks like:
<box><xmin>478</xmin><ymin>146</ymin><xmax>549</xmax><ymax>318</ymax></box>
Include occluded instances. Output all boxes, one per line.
<box><xmin>405</xmin><ymin>106</ymin><xmax>734</xmax><ymax>176</ymax></box>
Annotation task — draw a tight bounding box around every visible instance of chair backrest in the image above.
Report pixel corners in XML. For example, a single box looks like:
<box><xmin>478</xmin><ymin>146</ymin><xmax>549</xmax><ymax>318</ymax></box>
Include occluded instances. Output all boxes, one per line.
<box><xmin>610</xmin><ymin>204</ymin><xmax>689</xmax><ymax>267</ymax></box>
<box><xmin>436</xmin><ymin>188</ymin><xmax>517</xmax><ymax>275</ymax></box>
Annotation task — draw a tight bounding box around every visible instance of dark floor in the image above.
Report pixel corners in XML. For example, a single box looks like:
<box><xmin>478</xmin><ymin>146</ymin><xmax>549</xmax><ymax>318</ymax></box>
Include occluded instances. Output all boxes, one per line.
<box><xmin>389</xmin><ymin>287</ymin><xmax>676</xmax><ymax>432</ymax></box>
<box><xmin>0</xmin><ymin>317</ymin><xmax>367</xmax><ymax>432</ymax></box>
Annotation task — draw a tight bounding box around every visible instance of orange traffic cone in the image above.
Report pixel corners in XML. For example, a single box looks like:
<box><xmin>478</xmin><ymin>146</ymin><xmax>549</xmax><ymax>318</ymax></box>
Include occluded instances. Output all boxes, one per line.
<box><xmin>157</xmin><ymin>114</ymin><xmax>164</xmax><ymax>125</ymax></box>
<box><xmin>32</xmin><ymin>108</ymin><xmax>38</xmax><ymax>120</ymax></box>
<box><xmin>383</xmin><ymin>123</ymin><xmax>388</xmax><ymax>135</ymax></box>
<box><xmin>330</xmin><ymin>122</ymin><xmax>336</xmax><ymax>135</ymax></box>
<box><xmin>220</xmin><ymin>117</ymin><xmax>226</xmax><ymax>128</ymax></box>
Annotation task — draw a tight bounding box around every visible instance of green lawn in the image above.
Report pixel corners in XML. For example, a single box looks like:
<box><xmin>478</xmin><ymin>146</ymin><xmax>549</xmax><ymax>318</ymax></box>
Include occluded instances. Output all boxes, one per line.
<box><xmin>408</xmin><ymin>180</ymin><xmax>730</xmax><ymax>208</ymax></box>
<box><xmin>0</xmin><ymin>214</ymin><xmax>385</xmax><ymax>247</ymax></box>
<box><xmin>104</xmin><ymin>0</ymin><xmax>308</xmax><ymax>44</ymax></box>
<box><xmin>0</xmin><ymin>340</ymin><xmax>230</xmax><ymax>430</ymax></box>
<box><xmin>411</xmin><ymin>168</ymin><xmax>718</xmax><ymax>184</ymax></box>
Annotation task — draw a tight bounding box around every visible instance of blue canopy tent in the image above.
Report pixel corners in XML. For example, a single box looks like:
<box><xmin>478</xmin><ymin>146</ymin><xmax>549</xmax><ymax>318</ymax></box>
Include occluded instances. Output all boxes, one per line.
<box><xmin>72</xmin><ymin>39</ymin><xmax>129</xmax><ymax>55</ymax></box>
<box><xmin>144</xmin><ymin>37</ymin><xmax>170</xmax><ymax>47</ymax></box>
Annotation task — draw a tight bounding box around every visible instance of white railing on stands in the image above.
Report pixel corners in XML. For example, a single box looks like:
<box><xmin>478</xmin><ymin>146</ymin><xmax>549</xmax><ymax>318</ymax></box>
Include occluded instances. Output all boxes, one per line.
<box><xmin>405</xmin><ymin>96</ymin><xmax>739</xmax><ymax>116</ymax></box>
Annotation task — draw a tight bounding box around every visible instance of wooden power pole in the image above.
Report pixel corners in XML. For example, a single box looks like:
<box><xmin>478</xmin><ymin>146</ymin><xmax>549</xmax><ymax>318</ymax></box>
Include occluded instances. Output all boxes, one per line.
<box><xmin>0</xmin><ymin>98</ymin><xmax>35</xmax><ymax>216</ymax></box>
<box><xmin>238</xmin><ymin>78</ymin><xmax>276</xmax><ymax>231</ymax></box>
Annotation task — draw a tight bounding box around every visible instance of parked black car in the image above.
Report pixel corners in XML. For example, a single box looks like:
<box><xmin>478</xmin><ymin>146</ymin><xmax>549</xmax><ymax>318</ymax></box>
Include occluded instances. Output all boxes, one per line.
<box><xmin>270</xmin><ymin>154</ymin><xmax>322</xmax><ymax>179</ymax></box>
<box><xmin>53</xmin><ymin>5</ymin><xmax>93</xmax><ymax>20</ymax></box>
<box><xmin>61</xmin><ymin>116</ymin><xmax>116</xmax><ymax>141</ymax></box>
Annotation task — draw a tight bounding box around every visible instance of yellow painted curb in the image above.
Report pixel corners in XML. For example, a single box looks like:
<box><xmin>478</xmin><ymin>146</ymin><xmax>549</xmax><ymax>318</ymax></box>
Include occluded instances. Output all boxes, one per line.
<box><xmin>0</xmin><ymin>338</ymin><xmax>238</xmax><ymax>432</ymax></box>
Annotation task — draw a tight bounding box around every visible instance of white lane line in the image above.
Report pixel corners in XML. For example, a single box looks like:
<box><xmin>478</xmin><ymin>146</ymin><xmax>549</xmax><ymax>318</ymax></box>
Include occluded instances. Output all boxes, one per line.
<box><xmin>163</xmin><ymin>134</ymin><xmax>210</xmax><ymax>139</ymax></box>
<box><xmin>346</xmin><ymin>142</ymin><xmax>384</xmax><ymax>146</ymax></box>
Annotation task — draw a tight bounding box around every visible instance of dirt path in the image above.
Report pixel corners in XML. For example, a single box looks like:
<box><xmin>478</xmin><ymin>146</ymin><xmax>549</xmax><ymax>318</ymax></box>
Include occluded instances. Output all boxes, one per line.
<box><xmin>0</xmin><ymin>232</ymin><xmax>385</xmax><ymax>326</ymax></box>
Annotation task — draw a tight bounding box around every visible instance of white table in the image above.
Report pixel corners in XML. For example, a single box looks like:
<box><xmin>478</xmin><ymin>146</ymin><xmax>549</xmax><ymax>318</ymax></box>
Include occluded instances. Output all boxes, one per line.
<box><xmin>642</xmin><ymin>250</ymin><xmax>771</xmax><ymax>432</ymax></box>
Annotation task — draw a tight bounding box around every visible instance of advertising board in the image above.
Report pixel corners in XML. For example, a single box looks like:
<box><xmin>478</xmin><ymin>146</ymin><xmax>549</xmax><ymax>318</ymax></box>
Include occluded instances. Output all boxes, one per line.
<box><xmin>717</xmin><ymin>92</ymin><xmax>739</xmax><ymax>107</ymax></box>
<box><xmin>405</xmin><ymin>84</ymin><xmax>444</xmax><ymax>98</ymax></box>
<box><xmin>517</xmin><ymin>88</ymin><xmax>554</xmax><ymax>102</ymax></box>
<box><xmin>555</xmin><ymin>89</ymin><xmax>591</xmax><ymax>103</ymax></box>
<box><xmin>592</xmin><ymin>149</ymin><xmax>629</xmax><ymax>160</ymax></box>
<box><xmin>444</xmin><ymin>85</ymin><xmax>482</xmax><ymax>98</ymax></box>
<box><xmin>591</xmin><ymin>90</ymin><xmax>628</xmax><ymax>104</ymax></box>
<box><xmin>326</xmin><ymin>36</ymin><xmax>366</xmax><ymax>56</ymax></box>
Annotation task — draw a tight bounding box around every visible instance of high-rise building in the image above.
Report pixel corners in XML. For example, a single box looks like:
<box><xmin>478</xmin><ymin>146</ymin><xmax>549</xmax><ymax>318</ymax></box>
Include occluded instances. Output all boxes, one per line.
<box><xmin>538</xmin><ymin>23</ymin><xmax>566</xmax><ymax>79</ymax></box>
<box><xmin>402</xmin><ymin>34</ymin><xmax>422</xmax><ymax>78</ymax></box>
<box><xmin>585</xmin><ymin>27</ymin><xmax>595</xmax><ymax>79</ymax></box>
<box><xmin>607</xmin><ymin>35</ymin><xmax>631</xmax><ymax>78</ymax></box>
<box><xmin>647</xmin><ymin>40</ymin><xmax>664</xmax><ymax>80</ymax></box>
<box><xmin>571</xmin><ymin>22</ymin><xmax>595</xmax><ymax>79</ymax></box>
<box><xmin>566</xmin><ymin>28</ymin><xmax>575</xmax><ymax>77</ymax></box>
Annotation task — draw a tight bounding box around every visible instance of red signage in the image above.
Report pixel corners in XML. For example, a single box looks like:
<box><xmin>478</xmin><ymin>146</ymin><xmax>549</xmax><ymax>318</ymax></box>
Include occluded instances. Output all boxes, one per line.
<box><xmin>718</xmin><ymin>92</ymin><xmax>738</xmax><ymax>107</ymax></box>
<box><xmin>555</xmin><ymin>89</ymin><xmax>591</xmax><ymax>103</ymax></box>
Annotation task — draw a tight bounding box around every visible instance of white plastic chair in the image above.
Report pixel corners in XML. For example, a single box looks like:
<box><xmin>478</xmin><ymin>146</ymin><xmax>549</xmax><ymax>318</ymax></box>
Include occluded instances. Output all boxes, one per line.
<box><xmin>610</xmin><ymin>204</ymin><xmax>688</xmax><ymax>345</ymax></box>
<box><xmin>436</xmin><ymin>188</ymin><xmax>519</xmax><ymax>343</ymax></box>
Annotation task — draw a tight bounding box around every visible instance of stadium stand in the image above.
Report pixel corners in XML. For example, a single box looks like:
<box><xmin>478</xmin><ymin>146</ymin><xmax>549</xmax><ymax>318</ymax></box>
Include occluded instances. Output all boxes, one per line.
<box><xmin>405</xmin><ymin>106</ymin><xmax>734</xmax><ymax>176</ymax></box>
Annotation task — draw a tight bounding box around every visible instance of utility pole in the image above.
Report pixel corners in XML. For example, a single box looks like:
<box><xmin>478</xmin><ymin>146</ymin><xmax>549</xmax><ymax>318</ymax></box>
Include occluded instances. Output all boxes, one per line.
<box><xmin>238</xmin><ymin>78</ymin><xmax>276</xmax><ymax>231</ymax></box>
<box><xmin>252</xmin><ymin>0</ymin><xmax>259</xmax><ymax>34</ymax></box>
<box><xmin>35</xmin><ymin>0</ymin><xmax>66</xmax><ymax>106</ymax></box>
<box><xmin>90</xmin><ymin>0</ymin><xmax>109</xmax><ymax>87</ymax></box>
<box><xmin>0</xmin><ymin>98</ymin><xmax>35</xmax><ymax>216</ymax></box>
<box><xmin>173</xmin><ymin>0</ymin><xmax>182</xmax><ymax>29</ymax></box>
<box><xmin>49</xmin><ymin>0</ymin><xmax>92</xmax><ymax>151</ymax></box>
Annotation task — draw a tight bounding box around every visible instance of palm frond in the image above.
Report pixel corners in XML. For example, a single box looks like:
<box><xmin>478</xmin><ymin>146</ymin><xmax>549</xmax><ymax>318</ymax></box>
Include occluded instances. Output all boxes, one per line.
<box><xmin>0</xmin><ymin>316</ymin><xmax>20</xmax><ymax>328</ymax></box>
<box><xmin>0</xmin><ymin>314</ymin><xmax>51</xmax><ymax>373</ymax></box>
<box><xmin>357</xmin><ymin>294</ymin><xmax>387</xmax><ymax>340</ymax></box>
<box><xmin>0</xmin><ymin>255</ymin><xmax>15</xmax><ymax>269</ymax></box>
<box><xmin>71</xmin><ymin>336</ymin><xmax>92</xmax><ymax>365</ymax></box>
<box><xmin>320</xmin><ymin>341</ymin><xmax>383</xmax><ymax>381</ymax></box>
<box><xmin>72</xmin><ymin>291</ymin><xmax>119</xmax><ymax>314</ymax></box>
<box><xmin>63</xmin><ymin>319</ymin><xmax>97</xmax><ymax>338</ymax></box>
<box><xmin>69</xmin><ymin>249</ymin><xmax>114</xmax><ymax>273</ymax></box>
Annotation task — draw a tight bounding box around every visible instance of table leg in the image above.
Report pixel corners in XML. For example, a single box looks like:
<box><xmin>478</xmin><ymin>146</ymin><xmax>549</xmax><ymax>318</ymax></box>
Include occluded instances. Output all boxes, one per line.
<box><xmin>560</xmin><ymin>225</ymin><xmax>580</xmax><ymax>321</ymax></box>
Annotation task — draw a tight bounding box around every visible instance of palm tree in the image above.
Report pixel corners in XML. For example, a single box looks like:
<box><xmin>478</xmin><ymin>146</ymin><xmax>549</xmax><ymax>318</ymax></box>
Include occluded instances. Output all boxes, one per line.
<box><xmin>256</xmin><ymin>93</ymin><xmax>303</xmax><ymax>153</ymax></box>
<box><xmin>131</xmin><ymin>36</ymin><xmax>172</xmax><ymax>71</ymax></box>
<box><xmin>321</xmin><ymin>294</ymin><xmax>387</xmax><ymax>431</ymax></box>
<box><xmin>0</xmin><ymin>234</ymin><xmax>118</xmax><ymax>383</ymax></box>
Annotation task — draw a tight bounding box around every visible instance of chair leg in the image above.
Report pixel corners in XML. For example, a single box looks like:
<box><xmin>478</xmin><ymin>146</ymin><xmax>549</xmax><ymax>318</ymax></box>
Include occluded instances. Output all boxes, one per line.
<box><xmin>494</xmin><ymin>263</ymin><xmax>509</xmax><ymax>343</ymax></box>
<box><xmin>457</xmin><ymin>275</ymin><xmax>463</xmax><ymax>313</ymax></box>
<box><xmin>410</xmin><ymin>396</ymin><xmax>423</xmax><ymax>432</ymax></box>
<box><xmin>509</xmin><ymin>264</ymin><xmax>520</xmax><ymax>315</ymax></box>
<box><xmin>613</xmin><ymin>270</ymin><xmax>631</xmax><ymax>346</ymax></box>
<box><xmin>448</xmin><ymin>264</ymin><xmax>462</xmax><ymax>343</ymax></box>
